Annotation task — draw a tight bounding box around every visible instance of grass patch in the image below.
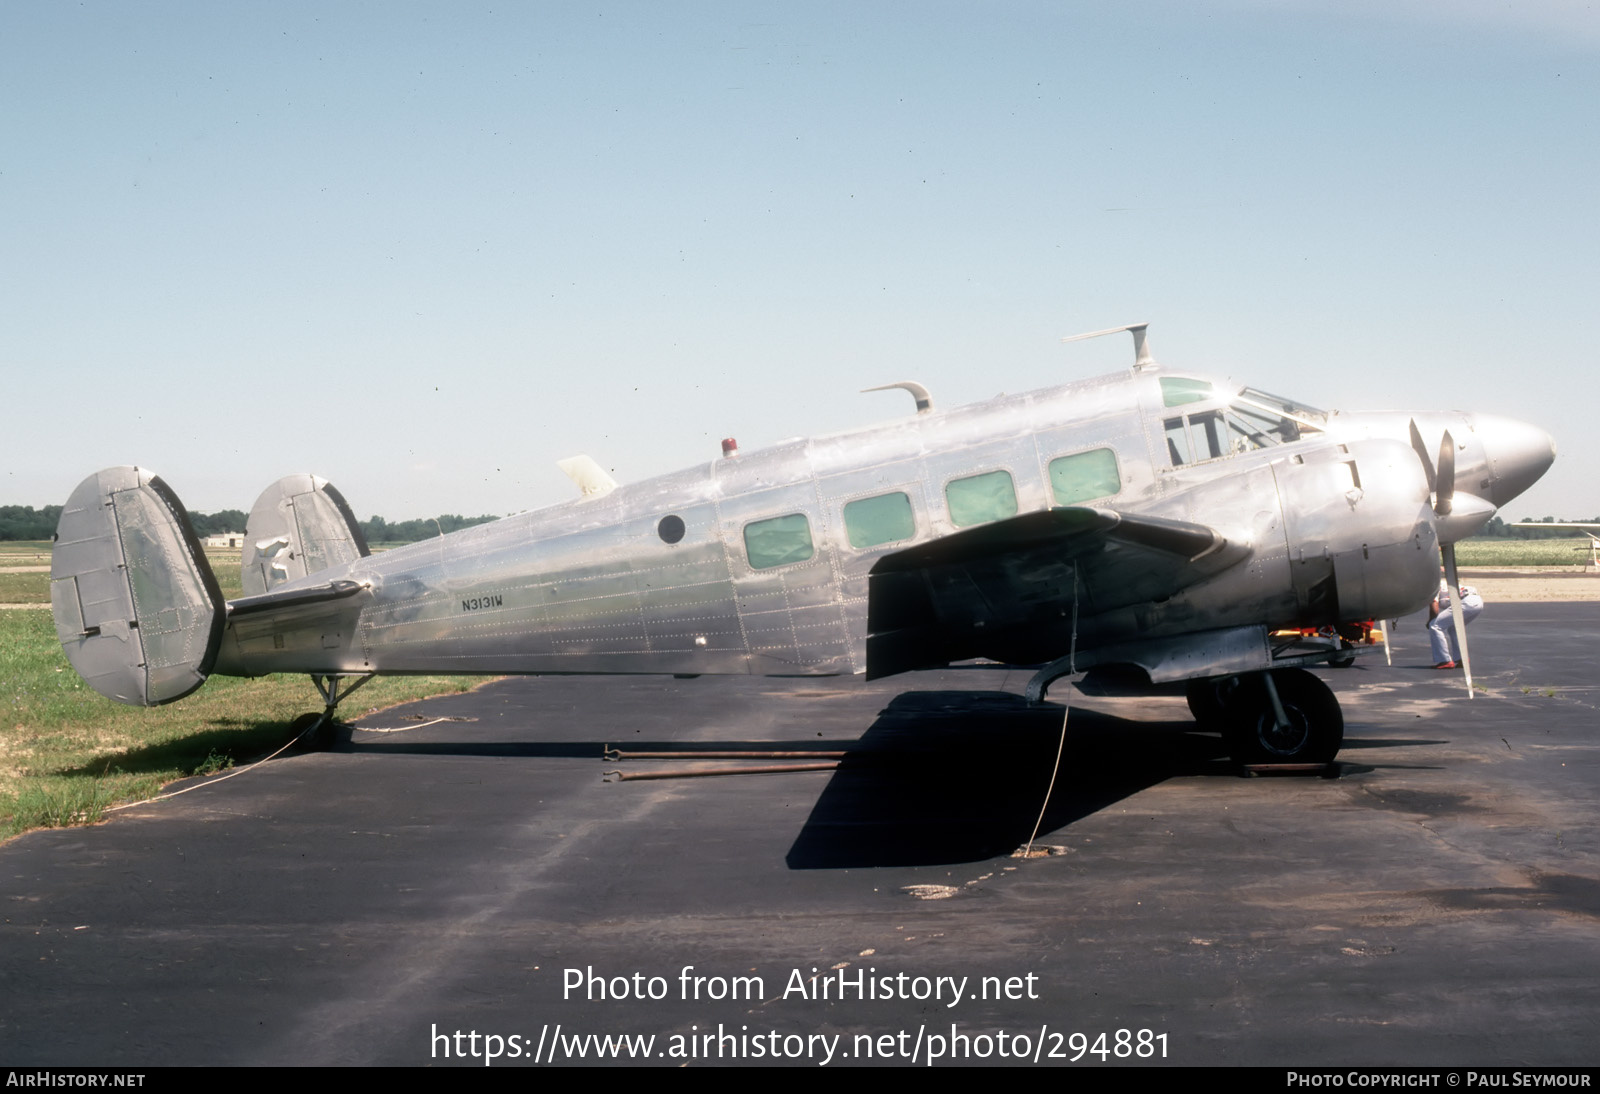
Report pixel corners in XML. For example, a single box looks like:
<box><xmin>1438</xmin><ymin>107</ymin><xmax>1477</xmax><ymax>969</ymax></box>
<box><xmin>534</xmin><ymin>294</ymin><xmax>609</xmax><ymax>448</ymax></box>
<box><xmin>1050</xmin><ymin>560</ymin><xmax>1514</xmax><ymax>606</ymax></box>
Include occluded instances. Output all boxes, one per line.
<box><xmin>0</xmin><ymin>541</ymin><xmax>52</xmax><ymax>562</ymax></box>
<box><xmin>1</xmin><ymin>609</ymin><xmax>493</xmax><ymax>841</ymax></box>
<box><xmin>0</xmin><ymin>571</ymin><xmax>48</xmax><ymax>603</ymax></box>
<box><xmin>0</xmin><ymin>549</ymin><xmax>246</xmax><ymax>604</ymax></box>
<box><xmin>206</xmin><ymin>550</ymin><xmax>245</xmax><ymax>599</ymax></box>
<box><xmin>1456</xmin><ymin>538</ymin><xmax>1594</xmax><ymax>567</ymax></box>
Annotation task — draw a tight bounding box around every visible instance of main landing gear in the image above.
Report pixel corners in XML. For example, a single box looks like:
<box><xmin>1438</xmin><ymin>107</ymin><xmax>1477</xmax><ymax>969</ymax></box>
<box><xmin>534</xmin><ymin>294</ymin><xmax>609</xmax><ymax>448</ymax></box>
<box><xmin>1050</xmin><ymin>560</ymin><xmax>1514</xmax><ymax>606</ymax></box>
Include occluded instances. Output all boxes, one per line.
<box><xmin>1186</xmin><ymin>668</ymin><xmax>1344</xmax><ymax>766</ymax></box>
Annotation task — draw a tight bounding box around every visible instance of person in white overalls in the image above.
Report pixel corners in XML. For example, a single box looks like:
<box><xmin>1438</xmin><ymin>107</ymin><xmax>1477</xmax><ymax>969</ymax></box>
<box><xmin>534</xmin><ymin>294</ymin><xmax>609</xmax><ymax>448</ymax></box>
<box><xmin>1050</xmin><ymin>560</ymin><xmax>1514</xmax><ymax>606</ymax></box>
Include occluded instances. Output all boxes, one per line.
<box><xmin>1429</xmin><ymin>571</ymin><xmax>1483</xmax><ymax>668</ymax></box>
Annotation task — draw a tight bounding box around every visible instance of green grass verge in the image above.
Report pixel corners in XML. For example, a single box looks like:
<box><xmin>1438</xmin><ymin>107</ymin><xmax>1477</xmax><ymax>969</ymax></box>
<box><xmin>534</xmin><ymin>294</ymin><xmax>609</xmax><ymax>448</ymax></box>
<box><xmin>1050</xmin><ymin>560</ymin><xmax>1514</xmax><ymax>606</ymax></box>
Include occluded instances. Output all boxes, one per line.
<box><xmin>1454</xmin><ymin>538</ymin><xmax>1594</xmax><ymax>567</ymax></box>
<box><xmin>1</xmin><ymin>609</ymin><xmax>493</xmax><ymax>840</ymax></box>
<box><xmin>0</xmin><ymin>549</ymin><xmax>245</xmax><ymax>604</ymax></box>
<box><xmin>0</xmin><ymin>572</ymin><xmax>47</xmax><ymax>603</ymax></box>
<box><xmin>0</xmin><ymin>541</ymin><xmax>51</xmax><ymax>562</ymax></box>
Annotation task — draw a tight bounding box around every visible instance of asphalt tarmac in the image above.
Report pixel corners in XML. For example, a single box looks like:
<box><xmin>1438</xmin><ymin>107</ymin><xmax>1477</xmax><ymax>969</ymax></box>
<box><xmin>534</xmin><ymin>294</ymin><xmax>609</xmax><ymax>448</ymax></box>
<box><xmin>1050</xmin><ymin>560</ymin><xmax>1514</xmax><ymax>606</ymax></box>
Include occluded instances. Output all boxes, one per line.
<box><xmin>3</xmin><ymin>603</ymin><xmax>1597</xmax><ymax>1067</ymax></box>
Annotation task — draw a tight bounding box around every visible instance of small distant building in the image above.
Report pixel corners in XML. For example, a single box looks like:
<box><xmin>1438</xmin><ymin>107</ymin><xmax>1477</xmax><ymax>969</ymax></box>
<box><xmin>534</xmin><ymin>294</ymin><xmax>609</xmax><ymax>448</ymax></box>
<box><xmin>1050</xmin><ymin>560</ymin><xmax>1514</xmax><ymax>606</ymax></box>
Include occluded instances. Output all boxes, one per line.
<box><xmin>203</xmin><ymin>533</ymin><xmax>245</xmax><ymax>549</ymax></box>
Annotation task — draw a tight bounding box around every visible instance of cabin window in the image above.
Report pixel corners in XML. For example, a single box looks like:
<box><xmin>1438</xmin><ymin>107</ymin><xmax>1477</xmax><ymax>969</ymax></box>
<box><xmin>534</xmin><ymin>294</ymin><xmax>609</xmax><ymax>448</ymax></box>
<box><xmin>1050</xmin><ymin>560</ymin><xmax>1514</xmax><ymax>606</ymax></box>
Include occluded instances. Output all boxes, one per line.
<box><xmin>657</xmin><ymin>514</ymin><xmax>686</xmax><ymax>544</ymax></box>
<box><xmin>945</xmin><ymin>470</ymin><xmax>1018</xmax><ymax>527</ymax></box>
<box><xmin>743</xmin><ymin>513</ymin><xmax>815</xmax><ymax>569</ymax></box>
<box><xmin>1161</xmin><ymin>377</ymin><xmax>1215</xmax><ymax>407</ymax></box>
<box><xmin>842</xmin><ymin>491</ymin><xmax>915</xmax><ymax>549</ymax></box>
<box><xmin>1049</xmin><ymin>448</ymin><xmax>1121</xmax><ymax>505</ymax></box>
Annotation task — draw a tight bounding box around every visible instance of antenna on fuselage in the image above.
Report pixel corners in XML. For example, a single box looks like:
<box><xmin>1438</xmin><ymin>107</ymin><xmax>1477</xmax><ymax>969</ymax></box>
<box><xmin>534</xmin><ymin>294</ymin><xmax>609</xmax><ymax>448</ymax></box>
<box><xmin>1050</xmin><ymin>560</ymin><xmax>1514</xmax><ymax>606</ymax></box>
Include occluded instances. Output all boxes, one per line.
<box><xmin>862</xmin><ymin>380</ymin><xmax>934</xmax><ymax>415</ymax></box>
<box><xmin>1061</xmin><ymin>322</ymin><xmax>1155</xmax><ymax>372</ymax></box>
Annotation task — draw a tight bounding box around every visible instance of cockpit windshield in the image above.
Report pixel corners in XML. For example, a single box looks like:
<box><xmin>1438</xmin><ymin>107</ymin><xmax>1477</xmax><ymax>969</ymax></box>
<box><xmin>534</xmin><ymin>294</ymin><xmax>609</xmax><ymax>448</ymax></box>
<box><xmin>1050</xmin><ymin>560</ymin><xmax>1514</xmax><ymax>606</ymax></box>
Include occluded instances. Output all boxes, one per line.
<box><xmin>1235</xmin><ymin>387</ymin><xmax>1328</xmax><ymax>427</ymax></box>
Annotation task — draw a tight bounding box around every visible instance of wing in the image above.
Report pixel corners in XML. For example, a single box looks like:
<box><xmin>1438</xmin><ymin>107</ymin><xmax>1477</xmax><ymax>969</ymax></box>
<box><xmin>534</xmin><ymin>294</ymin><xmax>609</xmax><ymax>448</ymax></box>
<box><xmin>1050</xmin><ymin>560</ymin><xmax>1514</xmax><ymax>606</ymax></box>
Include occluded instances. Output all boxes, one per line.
<box><xmin>865</xmin><ymin>506</ymin><xmax>1249</xmax><ymax>679</ymax></box>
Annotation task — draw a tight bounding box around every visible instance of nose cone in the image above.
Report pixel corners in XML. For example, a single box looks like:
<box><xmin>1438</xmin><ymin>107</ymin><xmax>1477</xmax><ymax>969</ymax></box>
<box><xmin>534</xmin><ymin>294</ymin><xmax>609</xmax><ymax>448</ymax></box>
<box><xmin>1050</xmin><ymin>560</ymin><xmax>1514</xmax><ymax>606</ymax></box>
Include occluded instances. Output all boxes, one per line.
<box><xmin>1477</xmin><ymin>415</ymin><xmax>1557</xmax><ymax>508</ymax></box>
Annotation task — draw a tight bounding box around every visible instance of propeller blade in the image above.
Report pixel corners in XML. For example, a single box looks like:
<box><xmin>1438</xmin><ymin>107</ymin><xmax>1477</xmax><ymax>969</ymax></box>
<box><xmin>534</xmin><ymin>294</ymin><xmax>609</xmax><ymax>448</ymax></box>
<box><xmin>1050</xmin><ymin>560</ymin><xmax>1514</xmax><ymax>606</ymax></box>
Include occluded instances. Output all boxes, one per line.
<box><xmin>1436</xmin><ymin>430</ymin><xmax>1456</xmax><ymax>517</ymax></box>
<box><xmin>1441</xmin><ymin>543</ymin><xmax>1474</xmax><ymax>698</ymax></box>
<box><xmin>1409</xmin><ymin>418</ymin><xmax>1437</xmax><ymax>494</ymax></box>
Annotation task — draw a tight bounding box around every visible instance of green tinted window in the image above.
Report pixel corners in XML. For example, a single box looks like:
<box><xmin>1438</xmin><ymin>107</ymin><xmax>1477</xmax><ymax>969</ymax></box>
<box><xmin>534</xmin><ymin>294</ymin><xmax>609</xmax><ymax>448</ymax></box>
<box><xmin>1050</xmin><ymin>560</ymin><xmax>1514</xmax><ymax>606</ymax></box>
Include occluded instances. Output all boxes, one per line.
<box><xmin>744</xmin><ymin>513</ymin><xmax>814</xmax><ymax>570</ymax></box>
<box><xmin>1161</xmin><ymin>376</ymin><xmax>1215</xmax><ymax>407</ymax></box>
<box><xmin>1049</xmin><ymin>448</ymin><xmax>1121</xmax><ymax>505</ymax></box>
<box><xmin>945</xmin><ymin>470</ymin><xmax>1017</xmax><ymax>528</ymax></box>
<box><xmin>843</xmin><ymin>492</ymin><xmax>915</xmax><ymax>549</ymax></box>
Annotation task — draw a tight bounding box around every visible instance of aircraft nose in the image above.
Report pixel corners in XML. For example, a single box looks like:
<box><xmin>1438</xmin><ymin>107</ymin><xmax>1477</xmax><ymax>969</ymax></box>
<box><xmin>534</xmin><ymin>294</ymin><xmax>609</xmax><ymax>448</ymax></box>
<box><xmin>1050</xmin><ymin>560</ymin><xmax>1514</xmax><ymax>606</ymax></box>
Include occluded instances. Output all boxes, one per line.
<box><xmin>1478</xmin><ymin>415</ymin><xmax>1557</xmax><ymax>508</ymax></box>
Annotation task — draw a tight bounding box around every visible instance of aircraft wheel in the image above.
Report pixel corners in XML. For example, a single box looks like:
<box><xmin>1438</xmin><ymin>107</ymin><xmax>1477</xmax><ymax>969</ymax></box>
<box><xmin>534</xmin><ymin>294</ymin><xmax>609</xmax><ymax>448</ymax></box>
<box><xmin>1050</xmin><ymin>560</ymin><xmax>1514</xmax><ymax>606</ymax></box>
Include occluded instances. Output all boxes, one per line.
<box><xmin>1327</xmin><ymin>646</ymin><xmax>1357</xmax><ymax>668</ymax></box>
<box><xmin>289</xmin><ymin>711</ymin><xmax>335</xmax><ymax>750</ymax></box>
<box><xmin>1223</xmin><ymin>669</ymin><xmax>1343</xmax><ymax>765</ymax></box>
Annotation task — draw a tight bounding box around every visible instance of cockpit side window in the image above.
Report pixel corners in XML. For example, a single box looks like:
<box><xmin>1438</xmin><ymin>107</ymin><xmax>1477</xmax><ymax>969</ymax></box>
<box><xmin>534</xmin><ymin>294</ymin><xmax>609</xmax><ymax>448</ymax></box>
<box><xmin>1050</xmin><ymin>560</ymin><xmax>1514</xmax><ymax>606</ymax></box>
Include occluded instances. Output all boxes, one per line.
<box><xmin>1167</xmin><ymin>409</ymin><xmax>1276</xmax><ymax>467</ymax></box>
<box><xmin>1164</xmin><ymin>417</ymin><xmax>1195</xmax><ymax>466</ymax></box>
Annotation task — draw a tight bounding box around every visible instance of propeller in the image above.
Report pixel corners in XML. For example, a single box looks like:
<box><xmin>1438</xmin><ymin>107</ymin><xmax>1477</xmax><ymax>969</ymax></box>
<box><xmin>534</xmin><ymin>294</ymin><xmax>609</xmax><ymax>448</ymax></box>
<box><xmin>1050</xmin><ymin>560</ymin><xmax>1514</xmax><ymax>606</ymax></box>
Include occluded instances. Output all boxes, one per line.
<box><xmin>1409</xmin><ymin>418</ymin><xmax>1475</xmax><ymax>697</ymax></box>
<box><xmin>1408</xmin><ymin>418</ymin><xmax>1457</xmax><ymax>515</ymax></box>
<box><xmin>1409</xmin><ymin>418</ymin><xmax>1437</xmax><ymax>495</ymax></box>
<box><xmin>1441</xmin><ymin>541</ymin><xmax>1474</xmax><ymax>696</ymax></box>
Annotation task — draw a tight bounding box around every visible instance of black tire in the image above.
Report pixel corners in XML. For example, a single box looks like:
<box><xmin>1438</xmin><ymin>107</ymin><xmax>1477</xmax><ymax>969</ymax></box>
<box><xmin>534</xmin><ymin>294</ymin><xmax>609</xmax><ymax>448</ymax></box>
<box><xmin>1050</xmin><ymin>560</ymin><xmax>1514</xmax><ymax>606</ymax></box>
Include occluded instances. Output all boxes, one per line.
<box><xmin>1221</xmin><ymin>668</ymin><xmax>1343</xmax><ymax>764</ymax></box>
<box><xmin>289</xmin><ymin>711</ymin><xmax>335</xmax><ymax>750</ymax></box>
<box><xmin>1327</xmin><ymin>647</ymin><xmax>1357</xmax><ymax>668</ymax></box>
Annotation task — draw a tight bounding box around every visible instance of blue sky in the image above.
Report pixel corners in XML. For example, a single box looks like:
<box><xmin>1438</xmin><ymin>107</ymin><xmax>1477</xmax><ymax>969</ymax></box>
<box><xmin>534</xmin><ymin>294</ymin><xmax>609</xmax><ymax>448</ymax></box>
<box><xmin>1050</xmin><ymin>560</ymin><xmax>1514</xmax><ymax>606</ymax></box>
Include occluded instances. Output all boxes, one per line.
<box><xmin>3</xmin><ymin>1</ymin><xmax>1594</xmax><ymax>521</ymax></box>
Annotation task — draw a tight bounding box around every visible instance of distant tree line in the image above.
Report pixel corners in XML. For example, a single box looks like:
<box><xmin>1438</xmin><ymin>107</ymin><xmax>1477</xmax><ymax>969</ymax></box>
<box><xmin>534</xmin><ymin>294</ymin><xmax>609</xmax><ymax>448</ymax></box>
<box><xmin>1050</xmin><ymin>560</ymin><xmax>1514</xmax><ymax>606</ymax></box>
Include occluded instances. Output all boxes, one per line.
<box><xmin>0</xmin><ymin>505</ymin><xmax>498</xmax><ymax>544</ymax></box>
<box><xmin>189</xmin><ymin>510</ymin><xmax>247</xmax><ymax>538</ymax></box>
<box><xmin>358</xmin><ymin>514</ymin><xmax>499</xmax><ymax>544</ymax></box>
<box><xmin>0</xmin><ymin>505</ymin><xmax>63</xmax><ymax>540</ymax></box>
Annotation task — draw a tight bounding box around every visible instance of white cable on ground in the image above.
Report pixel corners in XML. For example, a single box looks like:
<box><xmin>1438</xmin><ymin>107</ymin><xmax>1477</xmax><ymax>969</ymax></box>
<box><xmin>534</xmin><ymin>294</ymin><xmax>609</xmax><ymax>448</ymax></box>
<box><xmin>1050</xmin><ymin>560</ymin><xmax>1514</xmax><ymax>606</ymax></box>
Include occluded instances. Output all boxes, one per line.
<box><xmin>101</xmin><ymin>709</ymin><xmax>331</xmax><ymax>814</ymax></box>
<box><xmin>1022</xmin><ymin>701</ymin><xmax>1069</xmax><ymax>857</ymax></box>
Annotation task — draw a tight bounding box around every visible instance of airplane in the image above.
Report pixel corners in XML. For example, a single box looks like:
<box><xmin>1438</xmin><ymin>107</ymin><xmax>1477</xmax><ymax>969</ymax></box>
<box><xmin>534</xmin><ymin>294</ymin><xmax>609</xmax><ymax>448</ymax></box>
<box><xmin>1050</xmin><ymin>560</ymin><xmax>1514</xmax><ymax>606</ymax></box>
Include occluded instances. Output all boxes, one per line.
<box><xmin>47</xmin><ymin>323</ymin><xmax>1556</xmax><ymax>767</ymax></box>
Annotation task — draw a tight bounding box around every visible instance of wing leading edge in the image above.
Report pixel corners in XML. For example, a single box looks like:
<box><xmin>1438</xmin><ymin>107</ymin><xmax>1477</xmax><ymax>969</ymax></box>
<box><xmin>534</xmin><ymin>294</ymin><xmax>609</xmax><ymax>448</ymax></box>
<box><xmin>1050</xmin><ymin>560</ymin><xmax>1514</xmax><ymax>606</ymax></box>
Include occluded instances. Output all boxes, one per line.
<box><xmin>865</xmin><ymin>506</ymin><xmax>1249</xmax><ymax>680</ymax></box>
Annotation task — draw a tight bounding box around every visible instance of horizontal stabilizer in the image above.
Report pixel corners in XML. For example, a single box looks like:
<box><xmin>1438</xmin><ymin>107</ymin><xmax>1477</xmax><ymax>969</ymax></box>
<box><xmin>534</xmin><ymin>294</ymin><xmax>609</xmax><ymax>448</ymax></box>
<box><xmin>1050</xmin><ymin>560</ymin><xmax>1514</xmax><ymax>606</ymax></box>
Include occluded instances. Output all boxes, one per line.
<box><xmin>242</xmin><ymin>474</ymin><xmax>369</xmax><ymax>597</ymax></box>
<box><xmin>50</xmin><ymin>467</ymin><xmax>224</xmax><ymax>705</ymax></box>
<box><xmin>228</xmin><ymin>578</ymin><xmax>367</xmax><ymax>619</ymax></box>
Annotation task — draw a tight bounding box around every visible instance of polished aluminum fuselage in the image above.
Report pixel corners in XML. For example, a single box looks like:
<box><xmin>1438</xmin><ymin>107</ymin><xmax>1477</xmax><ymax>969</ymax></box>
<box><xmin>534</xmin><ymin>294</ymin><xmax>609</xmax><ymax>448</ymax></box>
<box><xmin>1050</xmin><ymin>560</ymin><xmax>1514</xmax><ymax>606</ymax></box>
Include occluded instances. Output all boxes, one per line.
<box><xmin>213</xmin><ymin>366</ymin><xmax>1491</xmax><ymax>680</ymax></box>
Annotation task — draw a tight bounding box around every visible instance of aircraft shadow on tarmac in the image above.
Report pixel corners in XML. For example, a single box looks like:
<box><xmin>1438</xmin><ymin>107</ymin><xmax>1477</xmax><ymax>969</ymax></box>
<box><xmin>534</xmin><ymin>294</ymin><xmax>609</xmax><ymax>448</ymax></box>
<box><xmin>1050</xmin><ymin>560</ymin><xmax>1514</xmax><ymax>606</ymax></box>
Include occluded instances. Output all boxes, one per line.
<box><xmin>781</xmin><ymin>690</ymin><xmax>1450</xmax><ymax>869</ymax></box>
<box><xmin>268</xmin><ymin>687</ymin><xmax>1436</xmax><ymax>871</ymax></box>
<box><xmin>783</xmin><ymin>689</ymin><xmax>1232</xmax><ymax>869</ymax></box>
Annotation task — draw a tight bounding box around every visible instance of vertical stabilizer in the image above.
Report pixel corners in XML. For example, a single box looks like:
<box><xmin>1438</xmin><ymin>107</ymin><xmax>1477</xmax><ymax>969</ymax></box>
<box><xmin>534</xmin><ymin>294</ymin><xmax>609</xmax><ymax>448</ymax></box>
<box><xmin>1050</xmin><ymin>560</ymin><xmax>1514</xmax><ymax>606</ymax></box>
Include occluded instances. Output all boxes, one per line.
<box><xmin>50</xmin><ymin>467</ymin><xmax>224</xmax><ymax>705</ymax></box>
<box><xmin>242</xmin><ymin>474</ymin><xmax>370</xmax><ymax>596</ymax></box>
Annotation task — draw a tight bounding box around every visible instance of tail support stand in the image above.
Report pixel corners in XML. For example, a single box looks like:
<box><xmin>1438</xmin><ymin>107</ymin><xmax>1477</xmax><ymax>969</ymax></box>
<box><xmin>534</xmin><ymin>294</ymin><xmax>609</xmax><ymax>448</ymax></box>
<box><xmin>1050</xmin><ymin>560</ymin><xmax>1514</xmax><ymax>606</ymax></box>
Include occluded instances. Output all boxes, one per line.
<box><xmin>301</xmin><ymin>674</ymin><xmax>376</xmax><ymax>743</ymax></box>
